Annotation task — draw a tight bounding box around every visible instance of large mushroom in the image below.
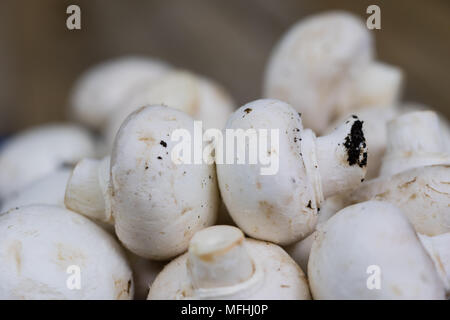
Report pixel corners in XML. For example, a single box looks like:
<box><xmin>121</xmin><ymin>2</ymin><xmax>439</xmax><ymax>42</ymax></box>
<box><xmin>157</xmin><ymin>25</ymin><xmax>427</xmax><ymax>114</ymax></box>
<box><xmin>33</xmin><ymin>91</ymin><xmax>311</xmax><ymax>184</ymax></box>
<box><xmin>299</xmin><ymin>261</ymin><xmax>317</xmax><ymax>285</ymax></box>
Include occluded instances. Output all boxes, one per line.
<box><xmin>217</xmin><ymin>99</ymin><xmax>367</xmax><ymax>245</ymax></box>
<box><xmin>148</xmin><ymin>225</ymin><xmax>311</xmax><ymax>300</ymax></box>
<box><xmin>0</xmin><ymin>205</ymin><xmax>133</xmax><ymax>299</ymax></box>
<box><xmin>65</xmin><ymin>106</ymin><xmax>219</xmax><ymax>260</ymax></box>
<box><xmin>308</xmin><ymin>201</ymin><xmax>445</xmax><ymax>299</ymax></box>
<box><xmin>264</xmin><ymin>11</ymin><xmax>402</xmax><ymax>134</ymax></box>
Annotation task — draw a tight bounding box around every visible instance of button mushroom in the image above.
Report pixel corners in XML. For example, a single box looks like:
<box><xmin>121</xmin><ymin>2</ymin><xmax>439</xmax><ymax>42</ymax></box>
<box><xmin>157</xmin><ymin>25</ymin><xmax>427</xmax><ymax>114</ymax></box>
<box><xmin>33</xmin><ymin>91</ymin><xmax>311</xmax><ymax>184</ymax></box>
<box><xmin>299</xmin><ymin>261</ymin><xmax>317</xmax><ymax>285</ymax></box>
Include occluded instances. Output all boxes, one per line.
<box><xmin>264</xmin><ymin>11</ymin><xmax>402</xmax><ymax>133</ymax></box>
<box><xmin>0</xmin><ymin>124</ymin><xmax>96</xmax><ymax>201</ymax></box>
<box><xmin>104</xmin><ymin>70</ymin><xmax>235</xmax><ymax>149</ymax></box>
<box><xmin>0</xmin><ymin>205</ymin><xmax>133</xmax><ymax>299</ymax></box>
<box><xmin>69</xmin><ymin>56</ymin><xmax>171</xmax><ymax>130</ymax></box>
<box><xmin>308</xmin><ymin>201</ymin><xmax>445</xmax><ymax>299</ymax></box>
<box><xmin>148</xmin><ymin>225</ymin><xmax>311</xmax><ymax>300</ymax></box>
<box><xmin>65</xmin><ymin>106</ymin><xmax>219</xmax><ymax>260</ymax></box>
<box><xmin>217</xmin><ymin>99</ymin><xmax>367</xmax><ymax>245</ymax></box>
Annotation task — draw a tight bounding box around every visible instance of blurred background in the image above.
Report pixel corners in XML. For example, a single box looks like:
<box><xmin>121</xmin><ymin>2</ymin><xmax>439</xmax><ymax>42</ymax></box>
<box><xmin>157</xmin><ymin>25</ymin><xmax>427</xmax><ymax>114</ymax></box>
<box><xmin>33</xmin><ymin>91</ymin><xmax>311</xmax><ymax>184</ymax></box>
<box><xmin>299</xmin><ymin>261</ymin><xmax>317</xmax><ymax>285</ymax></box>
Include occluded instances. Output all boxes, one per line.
<box><xmin>0</xmin><ymin>0</ymin><xmax>449</xmax><ymax>135</ymax></box>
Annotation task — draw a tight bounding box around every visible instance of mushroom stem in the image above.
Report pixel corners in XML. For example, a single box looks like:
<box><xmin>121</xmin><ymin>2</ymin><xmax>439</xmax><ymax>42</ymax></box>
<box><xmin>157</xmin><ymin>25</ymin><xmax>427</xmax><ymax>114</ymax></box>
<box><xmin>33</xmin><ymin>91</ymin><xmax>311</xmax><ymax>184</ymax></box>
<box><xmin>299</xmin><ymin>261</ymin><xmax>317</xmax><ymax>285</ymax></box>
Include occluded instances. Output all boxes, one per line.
<box><xmin>187</xmin><ymin>226</ymin><xmax>254</xmax><ymax>289</ymax></box>
<box><xmin>65</xmin><ymin>156</ymin><xmax>112</xmax><ymax>223</ymax></box>
<box><xmin>313</xmin><ymin>116</ymin><xmax>367</xmax><ymax>198</ymax></box>
<box><xmin>380</xmin><ymin>111</ymin><xmax>450</xmax><ymax>176</ymax></box>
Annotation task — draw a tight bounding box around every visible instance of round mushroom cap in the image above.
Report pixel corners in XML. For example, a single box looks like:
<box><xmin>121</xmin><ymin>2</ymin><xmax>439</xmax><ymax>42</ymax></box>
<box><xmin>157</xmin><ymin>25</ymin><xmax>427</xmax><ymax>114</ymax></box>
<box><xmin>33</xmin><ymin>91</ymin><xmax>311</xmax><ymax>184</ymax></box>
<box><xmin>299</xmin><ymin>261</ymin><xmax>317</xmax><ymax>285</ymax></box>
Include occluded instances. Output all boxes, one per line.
<box><xmin>148</xmin><ymin>229</ymin><xmax>310</xmax><ymax>300</ymax></box>
<box><xmin>104</xmin><ymin>70</ymin><xmax>234</xmax><ymax>148</ymax></box>
<box><xmin>308</xmin><ymin>200</ymin><xmax>445</xmax><ymax>299</ymax></box>
<box><xmin>0</xmin><ymin>124</ymin><xmax>96</xmax><ymax>200</ymax></box>
<box><xmin>264</xmin><ymin>11</ymin><xmax>373</xmax><ymax>133</ymax></box>
<box><xmin>0</xmin><ymin>205</ymin><xmax>133</xmax><ymax>299</ymax></box>
<box><xmin>217</xmin><ymin>99</ymin><xmax>318</xmax><ymax>245</ymax></box>
<box><xmin>110</xmin><ymin>105</ymin><xmax>219</xmax><ymax>260</ymax></box>
<box><xmin>0</xmin><ymin>168</ymin><xmax>71</xmax><ymax>212</ymax></box>
<box><xmin>69</xmin><ymin>56</ymin><xmax>170</xmax><ymax>129</ymax></box>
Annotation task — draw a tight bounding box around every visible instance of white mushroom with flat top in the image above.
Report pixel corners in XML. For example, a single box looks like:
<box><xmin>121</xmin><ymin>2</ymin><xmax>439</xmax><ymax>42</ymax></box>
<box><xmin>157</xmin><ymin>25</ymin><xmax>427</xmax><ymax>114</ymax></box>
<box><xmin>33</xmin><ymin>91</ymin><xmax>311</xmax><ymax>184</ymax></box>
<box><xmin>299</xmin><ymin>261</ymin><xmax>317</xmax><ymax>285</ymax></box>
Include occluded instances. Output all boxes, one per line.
<box><xmin>0</xmin><ymin>124</ymin><xmax>96</xmax><ymax>201</ymax></box>
<box><xmin>0</xmin><ymin>205</ymin><xmax>133</xmax><ymax>299</ymax></box>
<box><xmin>65</xmin><ymin>106</ymin><xmax>219</xmax><ymax>260</ymax></box>
<box><xmin>217</xmin><ymin>99</ymin><xmax>368</xmax><ymax>245</ymax></box>
<box><xmin>148</xmin><ymin>225</ymin><xmax>311</xmax><ymax>300</ymax></box>
<box><xmin>308</xmin><ymin>201</ymin><xmax>445</xmax><ymax>299</ymax></box>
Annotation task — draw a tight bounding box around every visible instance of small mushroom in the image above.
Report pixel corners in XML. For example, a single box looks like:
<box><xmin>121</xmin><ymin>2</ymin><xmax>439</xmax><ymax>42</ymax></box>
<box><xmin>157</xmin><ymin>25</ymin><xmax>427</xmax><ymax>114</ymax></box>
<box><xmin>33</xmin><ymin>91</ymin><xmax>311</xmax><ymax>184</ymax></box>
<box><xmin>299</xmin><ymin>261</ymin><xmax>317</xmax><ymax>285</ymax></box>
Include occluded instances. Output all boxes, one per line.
<box><xmin>148</xmin><ymin>225</ymin><xmax>311</xmax><ymax>300</ymax></box>
<box><xmin>65</xmin><ymin>106</ymin><xmax>219</xmax><ymax>260</ymax></box>
<box><xmin>217</xmin><ymin>99</ymin><xmax>367</xmax><ymax>245</ymax></box>
<box><xmin>0</xmin><ymin>168</ymin><xmax>71</xmax><ymax>212</ymax></box>
<box><xmin>419</xmin><ymin>233</ymin><xmax>450</xmax><ymax>297</ymax></box>
<box><xmin>69</xmin><ymin>56</ymin><xmax>171</xmax><ymax>130</ymax></box>
<box><xmin>308</xmin><ymin>201</ymin><xmax>445</xmax><ymax>299</ymax></box>
<box><xmin>264</xmin><ymin>11</ymin><xmax>402</xmax><ymax>133</ymax></box>
<box><xmin>104</xmin><ymin>70</ymin><xmax>235</xmax><ymax>148</ymax></box>
<box><xmin>0</xmin><ymin>124</ymin><xmax>96</xmax><ymax>200</ymax></box>
<box><xmin>0</xmin><ymin>205</ymin><xmax>133</xmax><ymax>299</ymax></box>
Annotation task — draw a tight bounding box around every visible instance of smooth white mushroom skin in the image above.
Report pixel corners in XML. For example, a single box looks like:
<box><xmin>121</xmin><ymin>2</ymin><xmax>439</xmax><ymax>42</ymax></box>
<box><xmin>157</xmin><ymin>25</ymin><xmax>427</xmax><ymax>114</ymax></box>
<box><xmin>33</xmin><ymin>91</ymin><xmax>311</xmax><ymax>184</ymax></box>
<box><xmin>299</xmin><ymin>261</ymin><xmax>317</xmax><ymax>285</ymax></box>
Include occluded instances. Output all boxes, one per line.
<box><xmin>349</xmin><ymin>165</ymin><xmax>450</xmax><ymax>236</ymax></box>
<box><xmin>69</xmin><ymin>56</ymin><xmax>171</xmax><ymax>129</ymax></box>
<box><xmin>264</xmin><ymin>11</ymin><xmax>374</xmax><ymax>133</ymax></box>
<box><xmin>0</xmin><ymin>124</ymin><xmax>96</xmax><ymax>200</ymax></box>
<box><xmin>0</xmin><ymin>168</ymin><xmax>71</xmax><ymax>212</ymax></box>
<box><xmin>111</xmin><ymin>106</ymin><xmax>219</xmax><ymax>260</ymax></box>
<box><xmin>104</xmin><ymin>70</ymin><xmax>235</xmax><ymax>148</ymax></box>
<box><xmin>419</xmin><ymin>233</ymin><xmax>450</xmax><ymax>295</ymax></box>
<box><xmin>65</xmin><ymin>156</ymin><xmax>112</xmax><ymax>223</ymax></box>
<box><xmin>217</xmin><ymin>99</ymin><xmax>367</xmax><ymax>245</ymax></box>
<box><xmin>148</xmin><ymin>226</ymin><xmax>311</xmax><ymax>300</ymax></box>
<box><xmin>380</xmin><ymin>111</ymin><xmax>450</xmax><ymax>177</ymax></box>
<box><xmin>0</xmin><ymin>205</ymin><xmax>133</xmax><ymax>299</ymax></box>
<box><xmin>309</xmin><ymin>201</ymin><xmax>445</xmax><ymax>300</ymax></box>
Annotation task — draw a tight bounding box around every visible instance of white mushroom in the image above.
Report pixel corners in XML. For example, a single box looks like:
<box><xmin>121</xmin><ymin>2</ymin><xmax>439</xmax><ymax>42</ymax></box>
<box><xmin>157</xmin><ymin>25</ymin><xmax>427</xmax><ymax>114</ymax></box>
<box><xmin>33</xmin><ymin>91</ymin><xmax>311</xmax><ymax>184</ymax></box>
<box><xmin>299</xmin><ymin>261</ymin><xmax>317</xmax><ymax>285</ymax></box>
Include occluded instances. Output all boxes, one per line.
<box><xmin>0</xmin><ymin>168</ymin><xmax>71</xmax><ymax>212</ymax></box>
<box><xmin>264</xmin><ymin>11</ymin><xmax>402</xmax><ymax>133</ymax></box>
<box><xmin>418</xmin><ymin>233</ymin><xmax>450</xmax><ymax>296</ymax></box>
<box><xmin>308</xmin><ymin>201</ymin><xmax>445</xmax><ymax>299</ymax></box>
<box><xmin>69</xmin><ymin>56</ymin><xmax>171</xmax><ymax>129</ymax></box>
<box><xmin>217</xmin><ymin>99</ymin><xmax>367</xmax><ymax>245</ymax></box>
<box><xmin>0</xmin><ymin>205</ymin><xmax>133</xmax><ymax>299</ymax></box>
<box><xmin>104</xmin><ymin>70</ymin><xmax>235</xmax><ymax>148</ymax></box>
<box><xmin>148</xmin><ymin>225</ymin><xmax>311</xmax><ymax>300</ymax></box>
<box><xmin>0</xmin><ymin>124</ymin><xmax>96</xmax><ymax>201</ymax></box>
<box><xmin>65</xmin><ymin>106</ymin><xmax>219</xmax><ymax>260</ymax></box>
<box><xmin>380</xmin><ymin>111</ymin><xmax>450</xmax><ymax>176</ymax></box>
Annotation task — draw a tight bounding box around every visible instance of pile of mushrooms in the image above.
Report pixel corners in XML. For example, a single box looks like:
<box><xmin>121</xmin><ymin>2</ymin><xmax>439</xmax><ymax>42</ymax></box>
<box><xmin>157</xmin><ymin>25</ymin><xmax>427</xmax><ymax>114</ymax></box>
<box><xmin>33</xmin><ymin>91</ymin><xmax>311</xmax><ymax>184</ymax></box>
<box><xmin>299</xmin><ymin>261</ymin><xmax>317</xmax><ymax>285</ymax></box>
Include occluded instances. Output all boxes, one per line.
<box><xmin>0</xmin><ymin>10</ymin><xmax>448</xmax><ymax>300</ymax></box>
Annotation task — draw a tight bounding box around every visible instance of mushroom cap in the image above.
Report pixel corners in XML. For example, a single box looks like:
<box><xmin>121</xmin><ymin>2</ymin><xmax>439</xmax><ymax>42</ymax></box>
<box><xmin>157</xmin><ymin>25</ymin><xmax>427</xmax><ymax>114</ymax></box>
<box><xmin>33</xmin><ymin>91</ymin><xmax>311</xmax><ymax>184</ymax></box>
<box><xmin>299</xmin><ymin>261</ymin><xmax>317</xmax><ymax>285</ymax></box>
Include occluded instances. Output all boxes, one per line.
<box><xmin>0</xmin><ymin>124</ymin><xmax>96</xmax><ymax>200</ymax></box>
<box><xmin>418</xmin><ymin>233</ymin><xmax>450</xmax><ymax>294</ymax></box>
<box><xmin>0</xmin><ymin>205</ymin><xmax>133</xmax><ymax>299</ymax></box>
<box><xmin>350</xmin><ymin>165</ymin><xmax>450</xmax><ymax>236</ymax></box>
<box><xmin>104</xmin><ymin>70</ymin><xmax>234</xmax><ymax>148</ymax></box>
<box><xmin>0</xmin><ymin>168</ymin><xmax>71</xmax><ymax>212</ymax></box>
<box><xmin>264</xmin><ymin>11</ymin><xmax>373</xmax><ymax>133</ymax></box>
<box><xmin>308</xmin><ymin>200</ymin><xmax>445</xmax><ymax>299</ymax></box>
<box><xmin>217</xmin><ymin>99</ymin><xmax>318</xmax><ymax>245</ymax></box>
<box><xmin>148</xmin><ymin>232</ymin><xmax>310</xmax><ymax>300</ymax></box>
<box><xmin>110</xmin><ymin>105</ymin><xmax>218</xmax><ymax>260</ymax></box>
<box><xmin>69</xmin><ymin>56</ymin><xmax>171</xmax><ymax>129</ymax></box>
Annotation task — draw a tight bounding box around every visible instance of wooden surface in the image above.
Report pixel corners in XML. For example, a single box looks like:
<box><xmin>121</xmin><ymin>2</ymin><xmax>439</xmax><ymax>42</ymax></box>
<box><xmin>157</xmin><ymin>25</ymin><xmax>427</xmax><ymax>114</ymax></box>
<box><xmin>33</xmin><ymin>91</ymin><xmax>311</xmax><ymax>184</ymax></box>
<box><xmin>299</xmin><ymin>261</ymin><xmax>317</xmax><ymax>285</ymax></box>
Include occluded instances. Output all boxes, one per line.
<box><xmin>0</xmin><ymin>0</ymin><xmax>449</xmax><ymax>134</ymax></box>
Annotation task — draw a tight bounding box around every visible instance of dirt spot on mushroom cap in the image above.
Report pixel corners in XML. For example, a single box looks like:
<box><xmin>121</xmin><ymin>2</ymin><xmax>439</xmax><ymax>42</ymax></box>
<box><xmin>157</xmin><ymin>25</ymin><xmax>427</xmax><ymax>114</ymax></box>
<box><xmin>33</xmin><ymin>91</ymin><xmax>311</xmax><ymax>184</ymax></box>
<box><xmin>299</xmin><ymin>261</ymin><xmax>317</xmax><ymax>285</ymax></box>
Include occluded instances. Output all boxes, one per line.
<box><xmin>8</xmin><ymin>240</ymin><xmax>22</xmax><ymax>274</ymax></box>
<box><xmin>259</xmin><ymin>201</ymin><xmax>275</xmax><ymax>218</ymax></box>
<box><xmin>343</xmin><ymin>119</ymin><xmax>367</xmax><ymax>168</ymax></box>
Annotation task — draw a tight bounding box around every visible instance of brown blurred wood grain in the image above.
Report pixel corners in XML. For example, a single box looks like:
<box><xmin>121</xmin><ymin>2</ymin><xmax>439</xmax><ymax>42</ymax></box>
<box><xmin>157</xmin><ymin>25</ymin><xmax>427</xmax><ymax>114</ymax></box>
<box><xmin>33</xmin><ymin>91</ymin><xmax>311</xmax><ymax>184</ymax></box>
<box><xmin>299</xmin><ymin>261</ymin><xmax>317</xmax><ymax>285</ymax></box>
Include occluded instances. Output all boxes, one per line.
<box><xmin>0</xmin><ymin>0</ymin><xmax>449</xmax><ymax>134</ymax></box>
